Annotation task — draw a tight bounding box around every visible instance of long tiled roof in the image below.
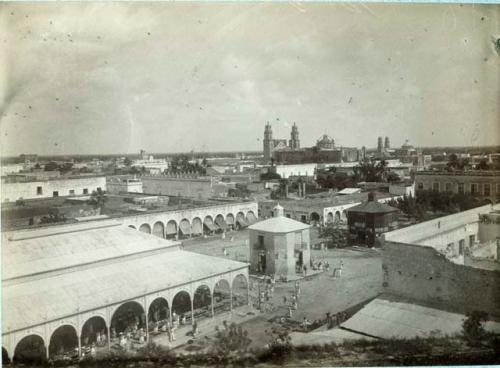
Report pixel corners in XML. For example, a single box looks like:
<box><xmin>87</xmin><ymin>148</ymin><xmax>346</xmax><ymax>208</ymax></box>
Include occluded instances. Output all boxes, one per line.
<box><xmin>2</xmin><ymin>221</ymin><xmax>180</xmax><ymax>281</ymax></box>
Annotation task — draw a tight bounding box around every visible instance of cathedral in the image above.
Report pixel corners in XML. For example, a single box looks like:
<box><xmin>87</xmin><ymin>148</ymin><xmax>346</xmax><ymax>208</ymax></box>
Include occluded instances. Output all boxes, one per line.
<box><xmin>263</xmin><ymin>122</ymin><xmax>300</xmax><ymax>162</ymax></box>
<box><xmin>263</xmin><ymin>123</ymin><xmax>361</xmax><ymax>164</ymax></box>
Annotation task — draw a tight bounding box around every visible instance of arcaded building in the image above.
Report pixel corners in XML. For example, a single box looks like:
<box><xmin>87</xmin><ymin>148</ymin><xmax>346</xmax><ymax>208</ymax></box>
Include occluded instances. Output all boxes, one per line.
<box><xmin>2</xmin><ymin>220</ymin><xmax>250</xmax><ymax>363</ymax></box>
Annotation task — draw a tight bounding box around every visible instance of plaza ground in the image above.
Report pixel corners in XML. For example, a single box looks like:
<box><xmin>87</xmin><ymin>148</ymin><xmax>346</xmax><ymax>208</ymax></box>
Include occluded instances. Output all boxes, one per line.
<box><xmin>174</xmin><ymin>227</ymin><xmax>383</xmax><ymax>352</ymax></box>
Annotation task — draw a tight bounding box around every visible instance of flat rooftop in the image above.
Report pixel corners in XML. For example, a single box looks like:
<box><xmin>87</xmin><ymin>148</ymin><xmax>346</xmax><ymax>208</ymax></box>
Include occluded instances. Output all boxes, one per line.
<box><xmin>265</xmin><ymin>191</ymin><xmax>397</xmax><ymax>211</ymax></box>
<box><xmin>384</xmin><ymin>203</ymin><xmax>500</xmax><ymax>245</ymax></box>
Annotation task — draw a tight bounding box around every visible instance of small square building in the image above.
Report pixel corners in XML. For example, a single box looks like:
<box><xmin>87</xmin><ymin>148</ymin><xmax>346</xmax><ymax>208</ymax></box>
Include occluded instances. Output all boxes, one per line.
<box><xmin>248</xmin><ymin>204</ymin><xmax>311</xmax><ymax>277</ymax></box>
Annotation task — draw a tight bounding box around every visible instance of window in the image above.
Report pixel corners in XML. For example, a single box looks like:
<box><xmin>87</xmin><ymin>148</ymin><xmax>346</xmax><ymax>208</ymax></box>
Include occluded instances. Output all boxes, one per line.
<box><xmin>275</xmin><ymin>253</ymin><xmax>279</xmax><ymax>260</ymax></box>
<box><xmin>458</xmin><ymin>183</ymin><xmax>465</xmax><ymax>194</ymax></box>
<box><xmin>471</xmin><ymin>183</ymin><xmax>478</xmax><ymax>195</ymax></box>
<box><xmin>469</xmin><ymin>234</ymin><xmax>476</xmax><ymax>246</ymax></box>
<box><xmin>36</xmin><ymin>186</ymin><xmax>43</xmax><ymax>195</ymax></box>
<box><xmin>53</xmin><ymin>191</ymin><xmax>59</xmax><ymax>197</ymax></box>
<box><xmin>484</xmin><ymin>184</ymin><xmax>491</xmax><ymax>196</ymax></box>
<box><xmin>417</xmin><ymin>182</ymin><xmax>424</xmax><ymax>190</ymax></box>
<box><xmin>83</xmin><ymin>188</ymin><xmax>89</xmax><ymax>195</ymax></box>
<box><xmin>432</xmin><ymin>182</ymin><xmax>440</xmax><ymax>192</ymax></box>
<box><xmin>445</xmin><ymin>183</ymin><xmax>452</xmax><ymax>192</ymax></box>
<box><xmin>459</xmin><ymin>239</ymin><xmax>465</xmax><ymax>255</ymax></box>
<box><xmin>69</xmin><ymin>189</ymin><xmax>75</xmax><ymax>195</ymax></box>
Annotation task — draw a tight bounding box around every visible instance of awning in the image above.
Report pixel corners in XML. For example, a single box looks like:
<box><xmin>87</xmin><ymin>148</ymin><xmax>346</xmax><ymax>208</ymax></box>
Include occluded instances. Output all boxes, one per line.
<box><xmin>166</xmin><ymin>223</ymin><xmax>178</xmax><ymax>235</ymax></box>
<box><xmin>192</xmin><ymin>221</ymin><xmax>203</xmax><ymax>235</ymax></box>
<box><xmin>179</xmin><ymin>221</ymin><xmax>192</xmax><ymax>235</ymax></box>
<box><xmin>204</xmin><ymin>220</ymin><xmax>217</xmax><ymax>232</ymax></box>
<box><xmin>247</xmin><ymin>212</ymin><xmax>257</xmax><ymax>224</ymax></box>
<box><xmin>236</xmin><ymin>217</ymin><xmax>248</xmax><ymax>228</ymax></box>
<box><xmin>215</xmin><ymin>217</ymin><xmax>228</xmax><ymax>230</ymax></box>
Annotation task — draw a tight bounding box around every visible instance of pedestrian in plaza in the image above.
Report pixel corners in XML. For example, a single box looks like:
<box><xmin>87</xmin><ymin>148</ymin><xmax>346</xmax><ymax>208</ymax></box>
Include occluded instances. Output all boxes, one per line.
<box><xmin>283</xmin><ymin>296</ymin><xmax>287</xmax><ymax>305</ymax></box>
<box><xmin>303</xmin><ymin>265</ymin><xmax>308</xmax><ymax>276</ymax></box>
<box><xmin>288</xmin><ymin>306</ymin><xmax>293</xmax><ymax>318</ymax></box>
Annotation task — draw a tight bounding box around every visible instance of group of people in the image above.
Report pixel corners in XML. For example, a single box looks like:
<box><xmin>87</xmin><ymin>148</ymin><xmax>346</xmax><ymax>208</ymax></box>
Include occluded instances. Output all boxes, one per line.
<box><xmin>283</xmin><ymin>281</ymin><xmax>301</xmax><ymax>318</ymax></box>
<box><xmin>311</xmin><ymin>259</ymin><xmax>330</xmax><ymax>272</ymax></box>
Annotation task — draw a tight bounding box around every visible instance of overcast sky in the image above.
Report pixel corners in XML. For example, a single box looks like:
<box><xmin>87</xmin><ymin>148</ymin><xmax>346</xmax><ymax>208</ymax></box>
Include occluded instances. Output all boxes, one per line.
<box><xmin>0</xmin><ymin>2</ymin><xmax>498</xmax><ymax>156</ymax></box>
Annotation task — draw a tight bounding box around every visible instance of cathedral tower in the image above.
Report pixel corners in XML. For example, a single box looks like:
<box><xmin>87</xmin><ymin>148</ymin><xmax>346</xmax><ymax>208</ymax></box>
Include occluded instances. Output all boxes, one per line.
<box><xmin>263</xmin><ymin>122</ymin><xmax>274</xmax><ymax>162</ymax></box>
<box><xmin>289</xmin><ymin>123</ymin><xmax>300</xmax><ymax>149</ymax></box>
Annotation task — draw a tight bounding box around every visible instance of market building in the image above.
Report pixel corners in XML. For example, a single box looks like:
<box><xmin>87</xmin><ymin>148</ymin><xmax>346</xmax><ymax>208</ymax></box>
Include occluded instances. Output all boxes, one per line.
<box><xmin>1</xmin><ymin>220</ymin><xmax>250</xmax><ymax>363</ymax></box>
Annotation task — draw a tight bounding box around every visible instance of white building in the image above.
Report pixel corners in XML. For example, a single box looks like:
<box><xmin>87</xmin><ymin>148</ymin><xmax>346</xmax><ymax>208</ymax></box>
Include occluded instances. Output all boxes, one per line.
<box><xmin>1</xmin><ymin>176</ymin><xmax>107</xmax><ymax>203</ymax></box>
<box><xmin>107</xmin><ymin>177</ymin><xmax>143</xmax><ymax>194</ymax></box>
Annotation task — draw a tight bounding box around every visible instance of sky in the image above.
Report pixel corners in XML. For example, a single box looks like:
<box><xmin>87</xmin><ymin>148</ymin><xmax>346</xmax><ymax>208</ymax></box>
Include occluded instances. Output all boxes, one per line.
<box><xmin>0</xmin><ymin>2</ymin><xmax>498</xmax><ymax>156</ymax></box>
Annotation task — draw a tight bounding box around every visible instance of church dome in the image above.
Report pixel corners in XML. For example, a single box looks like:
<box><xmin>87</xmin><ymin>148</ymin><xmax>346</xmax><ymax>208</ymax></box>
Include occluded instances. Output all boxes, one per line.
<box><xmin>316</xmin><ymin>134</ymin><xmax>335</xmax><ymax>149</ymax></box>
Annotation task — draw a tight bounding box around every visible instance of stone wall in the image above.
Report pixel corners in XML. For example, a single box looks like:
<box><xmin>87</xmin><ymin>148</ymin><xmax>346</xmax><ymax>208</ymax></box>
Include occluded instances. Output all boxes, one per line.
<box><xmin>382</xmin><ymin>241</ymin><xmax>500</xmax><ymax>319</ymax></box>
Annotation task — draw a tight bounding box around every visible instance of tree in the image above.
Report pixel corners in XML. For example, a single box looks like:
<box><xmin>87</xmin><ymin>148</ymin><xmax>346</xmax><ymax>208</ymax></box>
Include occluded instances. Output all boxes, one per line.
<box><xmin>353</xmin><ymin>159</ymin><xmax>388</xmax><ymax>182</ymax></box>
<box><xmin>260</xmin><ymin>172</ymin><xmax>281</xmax><ymax>181</ymax></box>
<box><xmin>212</xmin><ymin>321</ymin><xmax>252</xmax><ymax>358</ymax></box>
<box><xmin>462</xmin><ymin>310</ymin><xmax>488</xmax><ymax>347</ymax></box>
<box><xmin>88</xmin><ymin>188</ymin><xmax>107</xmax><ymax>209</ymax></box>
<box><xmin>124</xmin><ymin>157</ymin><xmax>132</xmax><ymax>167</ymax></box>
<box><xmin>320</xmin><ymin>223</ymin><xmax>349</xmax><ymax>248</ymax></box>
<box><xmin>44</xmin><ymin>161</ymin><xmax>58</xmax><ymax>171</ymax></box>
<box><xmin>59</xmin><ymin>162</ymin><xmax>73</xmax><ymax>174</ymax></box>
<box><xmin>476</xmin><ymin>159</ymin><xmax>489</xmax><ymax>170</ymax></box>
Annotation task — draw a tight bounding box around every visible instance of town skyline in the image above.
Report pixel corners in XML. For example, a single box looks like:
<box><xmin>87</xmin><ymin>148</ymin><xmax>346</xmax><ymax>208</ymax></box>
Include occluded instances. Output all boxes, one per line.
<box><xmin>1</xmin><ymin>2</ymin><xmax>499</xmax><ymax>156</ymax></box>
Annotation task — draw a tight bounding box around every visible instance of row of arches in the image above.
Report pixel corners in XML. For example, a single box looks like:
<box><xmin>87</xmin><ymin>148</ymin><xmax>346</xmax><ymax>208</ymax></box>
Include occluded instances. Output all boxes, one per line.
<box><xmin>6</xmin><ymin>275</ymin><xmax>248</xmax><ymax>364</ymax></box>
<box><xmin>326</xmin><ymin>210</ymin><xmax>347</xmax><ymax>224</ymax></box>
<box><xmin>130</xmin><ymin>211</ymin><xmax>257</xmax><ymax>239</ymax></box>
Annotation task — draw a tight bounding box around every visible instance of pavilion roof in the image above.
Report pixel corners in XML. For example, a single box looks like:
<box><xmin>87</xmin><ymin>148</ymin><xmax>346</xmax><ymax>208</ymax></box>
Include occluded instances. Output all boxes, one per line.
<box><xmin>2</xmin><ymin>248</ymin><xmax>247</xmax><ymax>333</ymax></box>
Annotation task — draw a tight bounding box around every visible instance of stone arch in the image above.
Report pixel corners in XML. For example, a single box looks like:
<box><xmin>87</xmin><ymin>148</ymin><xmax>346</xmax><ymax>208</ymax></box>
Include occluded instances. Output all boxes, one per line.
<box><xmin>148</xmin><ymin>297</ymin><xmax>170</xmax><ymax>324</ymax></box>
<box><xmin>215</xmin><ymin>214</ymin><xmax>227</xmax><ymax>232</ymax></box>
<box><xmin>81</xmin><ymin>315</ymin><xmax>107</xmax><ymax>348</ymax></box>
<box><xmin>171</xmin><ymin>290</ymin><xmax>192</xmax><ymax>321</ymax></box>
<box><xmin>13</xmin><ymin>334</ymin><xmax>47</xmax><ymax>364</ymax></box>
<box><xmin>2</xmin><ymin>347</ymin><xmax>10</xmax><ymax>365</ymax></box>
<box><xmin>226</xmin><ymin>213</ymin><xmax>235</xmax><ymax>230</ymax></box>
<box><xmin>193</xmin><ymin>284</ymin><xmax>212</xmax><ymax>319</ymax></box>
<box><xmin>335</xmin><ymin>211</ymin><xmax>341</xmax><ymax>223</ymax></box>
<box><xmin>246</xmin><ymin>211</ymin><xmax>257</xmax><ymax>224</ymax></box>
<box><xmin>235</xmin><ymin>211</ymin><xmax>248</xmax><ymax>229</ymax></box>
<box><xmin>152</xmin><ymin>221</ymin><xmax>165</xmax><ymax>238</ymax></box>
<box><xmin>166</xmin><ymin>220</ymin><xmax>178</xmax><ymax>239</ymax></box>
<box><xmin>310</xmin><ymin>212</ymin><xmax>321</xmax><ymax>223</ymax></box>
<box><xmin>232</xmin><ymin>274</ymin><xmax>248</xmax><ymax>307</ymax></box>
<box><xmin>213</xmin><ymin>279</ymin><xmax>231</xmax><ymax>313</ymax></box>
<box><xmin>191</xmin><ymin>217</ymin><xmax>203</xmax><ymax>236</ymax></box>
<box><xmin>327</xmin><ymin>212</ymin><xmax>334</xmax><ymax>223</ymax></box>
<box><xmin>128</xmin><ymin>225</ymin><xmax>136</xmax><ymax>229</ymax></box>
<box><xmin>49</xmin><ymin>325</ymin><xmax>78</xmax><ymax>359</ymax></box>
<box><xmin>139</xmin><ymin>223</ymin><xmax>151</xmax><ymax>234</ymax></box>
<box><xmin>110</xmin><ymin>301</ymin><xmax>146</xmax><ymax>336</ymax></box>
<box><xmin>203</xmin><ymin>215</ymin><xmax>215</xmax><ymax>235</ymax></box>
<box><xmin>341</xmin><ymin>210</ymin><xmax>347</xmax><ymax>221</ymax></box>
<box><xmin>179</xmin><ymin>218</ymin><xmax>192</xmax><ymax>237</ymax></box>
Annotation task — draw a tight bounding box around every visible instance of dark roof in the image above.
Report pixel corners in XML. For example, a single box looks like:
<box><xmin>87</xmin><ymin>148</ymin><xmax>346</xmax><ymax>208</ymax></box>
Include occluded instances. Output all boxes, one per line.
<box><xmin>347</xmin><ymin>200</ymin><xmax>398</xmax><ymax>214</ymax></box>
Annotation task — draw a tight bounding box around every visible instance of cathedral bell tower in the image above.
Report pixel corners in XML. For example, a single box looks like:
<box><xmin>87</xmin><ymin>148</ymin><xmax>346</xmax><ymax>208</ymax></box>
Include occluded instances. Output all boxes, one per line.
<box><xmin>289</xmin><ymin>122</ymin><xmax>300</xmax><ymax>150</ymax></box>
<box><xmin>263</xmin><ymin>122</ymin><xmax>274</xmax><ymax>162</ymax></box>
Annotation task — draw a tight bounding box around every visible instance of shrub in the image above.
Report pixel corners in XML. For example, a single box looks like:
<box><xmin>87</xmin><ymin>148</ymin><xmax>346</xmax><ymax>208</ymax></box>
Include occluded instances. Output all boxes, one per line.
<box><xmin>462</xmin><ymin>310</ymin><xmax>488</xmax><ymax>346</ymax></box>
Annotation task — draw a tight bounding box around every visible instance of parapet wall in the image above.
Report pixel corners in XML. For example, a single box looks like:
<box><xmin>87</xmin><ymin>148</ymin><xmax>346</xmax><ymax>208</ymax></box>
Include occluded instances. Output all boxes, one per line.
<box><xmin>382</xmin><ymin>241</ymin><xmax>500</xmax><ymax>319</ymax></box>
